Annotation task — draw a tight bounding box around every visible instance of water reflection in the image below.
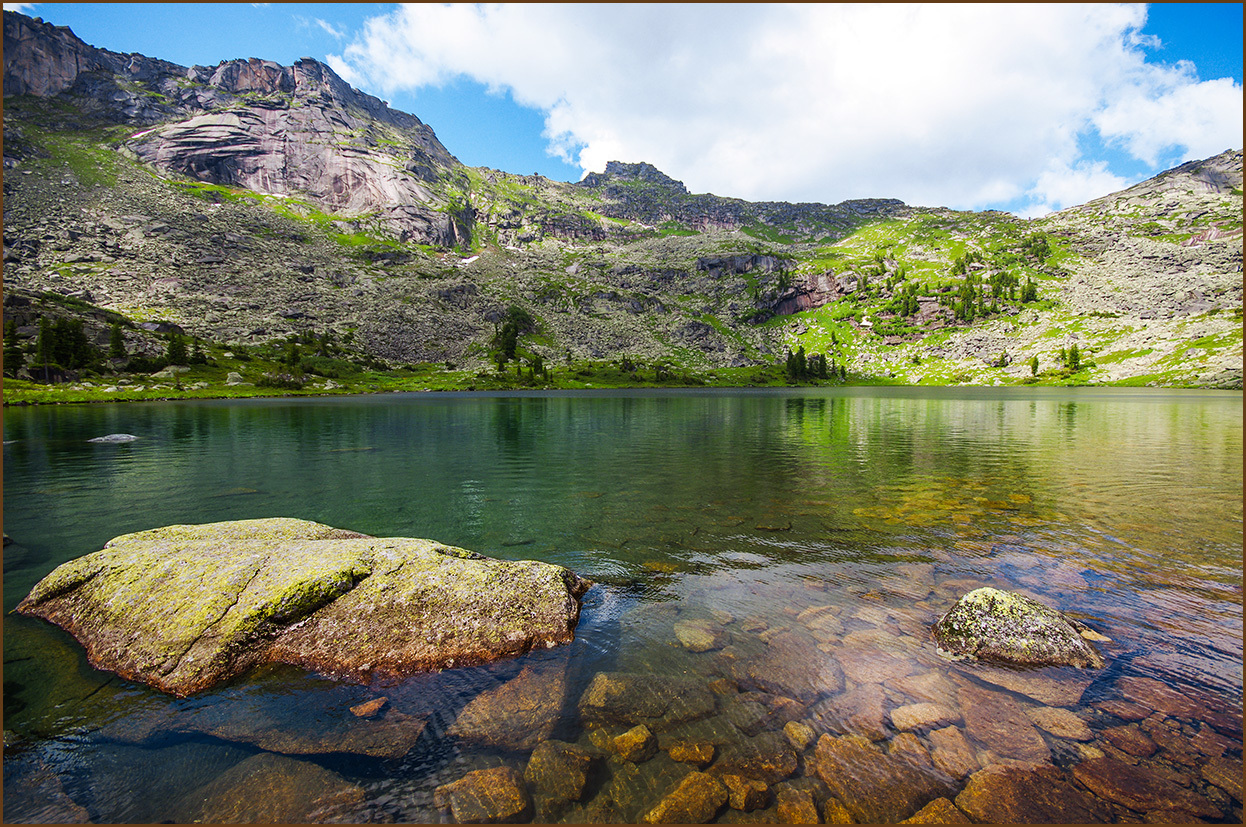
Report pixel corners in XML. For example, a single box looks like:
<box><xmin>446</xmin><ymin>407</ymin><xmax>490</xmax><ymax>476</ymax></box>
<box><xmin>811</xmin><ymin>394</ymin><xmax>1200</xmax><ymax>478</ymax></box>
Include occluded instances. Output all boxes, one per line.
<box><xmin>2</xmin><ymin>388</ymin><xmax>1241</xmax><ymax>823</ymax></box>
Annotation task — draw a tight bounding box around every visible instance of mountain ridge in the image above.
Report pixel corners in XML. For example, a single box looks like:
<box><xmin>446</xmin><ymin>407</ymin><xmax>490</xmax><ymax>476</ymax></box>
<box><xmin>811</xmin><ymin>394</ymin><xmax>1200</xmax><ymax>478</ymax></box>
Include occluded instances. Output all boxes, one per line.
<box><xmin>2</xmin><ymin>10</ymin><xmax>1241</xmax><ymax>397</ymax></box>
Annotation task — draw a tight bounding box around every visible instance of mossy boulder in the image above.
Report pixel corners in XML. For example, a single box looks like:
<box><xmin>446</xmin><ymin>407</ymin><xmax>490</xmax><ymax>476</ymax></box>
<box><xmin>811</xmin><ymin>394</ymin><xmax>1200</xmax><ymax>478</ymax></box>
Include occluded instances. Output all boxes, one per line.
<box><xmin>931</xmin><ymin>588</ymin><xmax>1105</xmax><ymax>669</ymax></box>
<box><xmin>14</xmin><ymin>518</ymin><xmax>592</xmax><ymax>697</ymax></box>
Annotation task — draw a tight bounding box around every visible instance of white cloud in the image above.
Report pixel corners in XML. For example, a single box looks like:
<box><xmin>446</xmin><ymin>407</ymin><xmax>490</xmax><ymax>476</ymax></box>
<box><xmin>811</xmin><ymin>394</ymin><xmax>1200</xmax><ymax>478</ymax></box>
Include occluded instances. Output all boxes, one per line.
<box><xmin>293</xmin><ymin>14</ymin><xmax>345</xmax><ymax>40</ymax></box>
<box><xmin>329</xmin><ymin>3</ymin><xmax>1243</xmax><ymax>210</ymax></box>
<box><xmin>1016</xmin><ymin>160</ymin><xmax>1135</xmax><ymax>218</ymax></box>
<box><xmin>3</xmin><ymin>3</ymin><xmax>39</xmax><ymax>12</ymax></box>
<box><xmin>314</xmin><ymin>18</ymin><xmax>345</xmax><ymax>40</ymax></box>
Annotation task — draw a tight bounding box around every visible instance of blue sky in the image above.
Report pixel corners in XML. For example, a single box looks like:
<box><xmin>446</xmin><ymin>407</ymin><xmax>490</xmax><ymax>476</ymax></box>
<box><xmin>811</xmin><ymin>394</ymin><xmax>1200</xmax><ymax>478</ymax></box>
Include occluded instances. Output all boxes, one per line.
<box><xmin>6</xmin><ymin>3</ymin><xmax>1242</xmax><ymax>217</ymax></box>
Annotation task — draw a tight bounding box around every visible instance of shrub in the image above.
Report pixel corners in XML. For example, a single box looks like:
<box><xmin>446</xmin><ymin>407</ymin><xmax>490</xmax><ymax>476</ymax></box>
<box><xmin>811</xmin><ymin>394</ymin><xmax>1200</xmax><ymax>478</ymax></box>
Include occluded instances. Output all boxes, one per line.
<box><xmin>125</xmin><ymin>354</ymin><xmax>167</xmax><ymax>374</ymax></box>
<box><xmin>256</xmin><ymin>372</ymin><xmax>305</xmax><ymax>390</ymax></box>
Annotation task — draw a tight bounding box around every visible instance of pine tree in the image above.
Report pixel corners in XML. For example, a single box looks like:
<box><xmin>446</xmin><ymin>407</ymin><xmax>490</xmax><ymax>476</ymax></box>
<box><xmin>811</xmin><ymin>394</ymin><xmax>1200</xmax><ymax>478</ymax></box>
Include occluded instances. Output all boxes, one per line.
<box><xmin>1029</xmin><ymin>355</ymin><xmax>1039</xmax><ymax>376</ymax></box>
<box><xmin>109</xmin><ymin>322</ymin><xmax>126</xmax><ymax>359</ymax></box>
<box><xmin>4</xmin><ymin>320</ymin><xmax>24</xmax><ymax>377</ymax></box>
<box><xmin>1068</xmin><ymin>344</ymin><xmax>1080</xmax><ymax>372</ymax></box>
<box><xmin>166</xmin><ymin>332</ymin><xmax>189</xmax><ymax>365</ymax></box>
<box><xmin>34</xmin><ymin>316</ymin><xmax>53</xmax><ymax>380</ymax></box>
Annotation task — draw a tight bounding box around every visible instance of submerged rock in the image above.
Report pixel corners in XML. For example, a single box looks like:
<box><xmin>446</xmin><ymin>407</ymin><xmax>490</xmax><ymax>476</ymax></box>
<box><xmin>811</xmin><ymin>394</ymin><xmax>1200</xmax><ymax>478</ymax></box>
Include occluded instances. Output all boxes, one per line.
<box><xmin>1071</xmin><ymin>755</ymin><xmax>1223</xmax><ymax>818</ymax></box>
<box><xmin>171</xmin><ymin>752</ymin><xmax>365</xmax><ymax>823</ymax></box>
<box><xmin>447</xmin><ymin>659</ymin><xmax>569</xmax><ymax>751</ymax></box>
<box><xmin>954</xmin><ymin>762</ymin><xmax>1111</xmax><ymax>824</ymax></box>
<box><xmin>14</xmin><ymin>518</ymin><xmax>592</xmax><ymax>696</ymax></box>
<box><xmin>737</xmin><ymin>630</ymin><xmax>845</xmax><ymax>701</ymax></box>
<box><xmin>900</xmin><ymin>797</ymin><xmax>972</xmax><ymax>824</ymax></box>
<box><xmin>953</xmin><ymin>677</ymin><xmax>1051</xmax><ymax>763</ymax></box>
<box><xmin>932</xmin><ymin>587</ymin><xmax>1105</xmax><ymax>668</ymax></box>
<box><xmin>721</xmin><ymin>773</ymin><xmax>769</xmax><ymax>811</ymax></box>
<box><xmin>525</xmin><ymin>739</ymin><xmax>596</xmax><ymax>802</ymax></box>
<box><xmin>0</xmin><ymin>754</ymin><xmax>92</xmax><ymax>824</ymax></box>
<box><xmin>578</xmin><ymin>671</ymin><xmax>717</xmax><ymax>730</ymax></box>
<box><xmin>433</xmin><ymin>766</ymin><xmax>533</xmax><ymax>824</ymax></box>
<box><xmin>776</xmin><ymin>786</ymin><xmax>820</xmax><ymax>823</ymax></box>
<box><xmin>708</xmin><ymin>730</ymin><xmax>798</xmax><ymax>785</ymax></box>
<box><xmin>640</xmin><ymin>771</ymin><xmax>728</xmax><ymax>824</ymax></box>
<box><xmin>812</xmin><ymin>733</ymin><xmax>953</xmax><ymax>824</ymax></box>
<box><xmin>98</xmin><ymin>677</ymin><xmax>428</xmax><ymax>759</ymax></box>
<box><xmin>613</xmin><ymin>724</ymin><xmax>659</xmax><ymax>763</ymax></box>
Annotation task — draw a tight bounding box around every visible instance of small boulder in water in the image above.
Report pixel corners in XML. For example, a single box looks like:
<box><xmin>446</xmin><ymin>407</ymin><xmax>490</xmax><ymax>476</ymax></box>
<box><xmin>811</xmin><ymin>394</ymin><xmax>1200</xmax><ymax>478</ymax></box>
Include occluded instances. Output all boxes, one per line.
<box><xmin>932</xmin><ymin>587</ymin><xmax>1105</xmax><ymax>669</ymax></box>
<box><xmin>87</xmin><ymin>433</ymin><xmax>139</xmax><ymax>443</ymax></box>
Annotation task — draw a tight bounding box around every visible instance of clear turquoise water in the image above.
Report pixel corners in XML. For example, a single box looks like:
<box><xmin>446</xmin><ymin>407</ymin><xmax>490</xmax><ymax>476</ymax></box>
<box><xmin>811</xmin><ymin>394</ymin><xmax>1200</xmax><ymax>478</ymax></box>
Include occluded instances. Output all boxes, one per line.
<box><xmin>3</xmin><ymin>388</ymin><xmax>1242</xmax><ymax>822</ymax></box>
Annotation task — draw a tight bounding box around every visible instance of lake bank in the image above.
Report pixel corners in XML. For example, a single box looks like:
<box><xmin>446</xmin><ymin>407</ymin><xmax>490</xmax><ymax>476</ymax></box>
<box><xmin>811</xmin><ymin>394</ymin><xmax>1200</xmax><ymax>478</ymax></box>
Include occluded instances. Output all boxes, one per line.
<box><xmin>2</xmin><ymin>357</ymin><xmax>1228</xmax><ymax>407</ymax></box>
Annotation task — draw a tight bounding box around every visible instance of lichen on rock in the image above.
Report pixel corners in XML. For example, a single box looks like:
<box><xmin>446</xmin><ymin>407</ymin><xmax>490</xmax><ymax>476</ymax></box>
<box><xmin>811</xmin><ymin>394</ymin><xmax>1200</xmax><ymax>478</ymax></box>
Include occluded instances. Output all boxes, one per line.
<box><xmin>14</xmin><ymin>518</ymin><xmax>592</xmax><ymax>697</ymax></box>
<box><xmin>931</xmin><ymin>587</ymin><xmax>1105</xmax><ymax>669</ymax></box>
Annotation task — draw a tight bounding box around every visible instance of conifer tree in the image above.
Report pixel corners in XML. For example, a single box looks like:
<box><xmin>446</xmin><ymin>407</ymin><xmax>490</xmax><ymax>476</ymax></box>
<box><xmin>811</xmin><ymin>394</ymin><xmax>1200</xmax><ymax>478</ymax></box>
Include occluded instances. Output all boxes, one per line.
<box><xmin>4</xmin><ymin>320</ymin><xmax>24</xmax><ymax>377</ymax></box>
<box><xmin>109</xmin><ymin>322</ymin><xmax>126</xmax><ymax>359</ymax></box>
<box><xmin>166</xmin><ymin>332</ymin><xmax>189</xmax><ymax>365</ymax></box>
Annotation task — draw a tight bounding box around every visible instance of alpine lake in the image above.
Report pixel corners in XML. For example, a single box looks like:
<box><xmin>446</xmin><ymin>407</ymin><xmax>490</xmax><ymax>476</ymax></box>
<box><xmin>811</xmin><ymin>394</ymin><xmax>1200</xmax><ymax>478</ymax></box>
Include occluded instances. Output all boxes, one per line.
<box><xmin>2</xmin><ymin>387</ymin><xmax>1241</xmax><ymax>823</ymax></box>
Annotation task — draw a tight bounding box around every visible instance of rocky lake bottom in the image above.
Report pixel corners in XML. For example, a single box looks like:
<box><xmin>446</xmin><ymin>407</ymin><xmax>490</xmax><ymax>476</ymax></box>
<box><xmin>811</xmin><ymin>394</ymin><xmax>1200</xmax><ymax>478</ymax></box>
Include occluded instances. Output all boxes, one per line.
<box><xmin>2</xmin><ymin>388</ymin><xmax>1241</xmax><ymax>823</ymax></box>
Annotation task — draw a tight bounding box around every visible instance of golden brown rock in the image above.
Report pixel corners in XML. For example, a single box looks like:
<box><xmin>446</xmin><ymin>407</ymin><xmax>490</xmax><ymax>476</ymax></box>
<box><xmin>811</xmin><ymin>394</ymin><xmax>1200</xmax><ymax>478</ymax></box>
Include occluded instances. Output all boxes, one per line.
<box><xmin>721</xmin><ymin>774</ymin><xmax>769</xmax><ymax>811</ymax></box>
<box><xmin>173</xmin><ymin>752</ymin><xmax>365</xmax><ymax>823</ymax></box>
<box><xmin>1024</xmin><ymin>705</ymin><xmax>1093</xmax><ymax>741</ymax></box>
<box><xmin>525</xmin><ymin>739</ymin><xmax>595</xmax><ymax>802</ymax></box>
<box><xmin>641</xmin><ymin>771</ymin><xmax>728</xmax><ymax>824</ymax></box>
<box><xmin>955</xmin><ymin>761</ymin><xmax>1111</xmax><ymax>823</ymax></box>
<box><xmin>1071</xmin><ymin>755</ymin><xmax>1223</xmax><ymax>818</ymax></box>
<box><xmin>1102</xmin><ymin>723</ymin><xmax>1159</xmax><ymax>757</ymax></box>
<box><xmin>775</xmin><ymin>786</ymin><xmax>820</xmax><ymax>823</ymax></box>
<box><xmin>669</xmin><ymin>739</ymin><xmax>716</xmax><ymax>767</ymax></box>
<box><xmin>900</xmin><ymin>797</ymin><xmax>972</xmax><ymax>823</ymax></box>
<box><xmin>812</xmin><ymin>734</ymin><xmax>951</xmax><ymax>824</ymax></box>
<box><xmin>927</xmin><ymin>725</ymin><xmax>979</xmax><ymax>780</ymax></box>
<box><xmin>447</xmin><ymin>660</ymin><xmax>568</xmax><ymax>750</ymax></box>
<box><xmin>1200</xmin><ymin>755</ymin><xmax>1243</xmax><ymax>802</ymax></box>
<box><xmin>15</xmin><ymin>519</ymin><xmax>592</xmax><ymax>697</ymax></box>
<box><xmin>613</xmin><ymin>724</ymin><xmax>659</xmax><ymax>763</ymax></box>
<box><xmin>349</xmin><ymin>697</ymin><xmax>387</xmax><ymax>718</ymax></box>
<box><xmin>433</xmin><ymin>766</ymin><xmax>533</xmax><ymax>824</ymax></box>
<box><xmin>953</xmin><ymin>678</ymin><xmax>1050</xmax><ymax>763</ymax></box>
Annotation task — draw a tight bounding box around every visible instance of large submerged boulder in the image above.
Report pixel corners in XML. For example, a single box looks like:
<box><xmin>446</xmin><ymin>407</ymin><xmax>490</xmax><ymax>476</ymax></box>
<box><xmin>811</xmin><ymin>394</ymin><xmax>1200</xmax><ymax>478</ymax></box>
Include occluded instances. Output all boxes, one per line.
<box><xmin>14</xmin><ymin>518</ymin><xmax>592</xmax><ymax>697</ymax></box>
<box><xmin>932</xmin><ymin>588</ymin><xmax>1105</xmax><ymax>669</ymax></box>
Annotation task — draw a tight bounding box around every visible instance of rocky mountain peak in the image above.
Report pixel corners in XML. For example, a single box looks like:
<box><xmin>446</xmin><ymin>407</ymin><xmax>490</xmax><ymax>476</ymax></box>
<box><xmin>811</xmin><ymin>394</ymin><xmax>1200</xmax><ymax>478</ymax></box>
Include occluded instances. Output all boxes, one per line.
<box><xmin>580</xmin><ymin>161</ymin><xmax>689</xmax><ymax>193</ymax></box>
<box><xmin>3</xmin><ymin>10</ymin><xmax>181</xmax><ymax>98</ymax></box>
<box><xmin>185</xmin><ymin>55</ymin><xmax>426</xmax><ymax>133</ymax></box>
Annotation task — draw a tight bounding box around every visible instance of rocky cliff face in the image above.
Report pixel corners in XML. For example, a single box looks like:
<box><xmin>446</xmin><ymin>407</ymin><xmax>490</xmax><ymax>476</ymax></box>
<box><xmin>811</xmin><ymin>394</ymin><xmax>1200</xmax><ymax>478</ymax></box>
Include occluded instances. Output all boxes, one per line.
<box><xmin>576</xmin><ymin>159</ymin><xmax>905</xmax><ymax>235</ymax></box>
<box><xmin>126</xmin><ymin>57</ymin><xmax>467</xmax><ymax>245</ymax></box>
<box><xmin>5</xmin><ymin>11</ymin><xmax>467</xmax><ymax>245</ymax></box>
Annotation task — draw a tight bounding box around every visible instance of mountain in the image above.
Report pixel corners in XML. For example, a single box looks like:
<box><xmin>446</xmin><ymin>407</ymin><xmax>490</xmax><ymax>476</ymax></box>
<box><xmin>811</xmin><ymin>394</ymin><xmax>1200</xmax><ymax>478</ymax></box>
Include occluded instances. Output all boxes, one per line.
<box><xmin>3</xmin><ymin>10</ymin><xmax>1241</xmax><ymax>395</ymax></box>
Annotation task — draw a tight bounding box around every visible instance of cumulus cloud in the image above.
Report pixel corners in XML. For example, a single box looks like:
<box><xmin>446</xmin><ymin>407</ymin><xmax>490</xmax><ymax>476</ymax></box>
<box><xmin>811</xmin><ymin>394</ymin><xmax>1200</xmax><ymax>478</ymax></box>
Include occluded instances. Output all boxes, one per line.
<box><xmin>1017</xmin><ymin>160</ymin><xmax>1135</xmax><ymax>219</ymax></box>
<box><xmin>328</xmin><ymin>3</ymin><xmax>1242</xmax><ymax>211</ymax></box>
<box><xmin>3</xmin><ymin>3</ymin><xmax>39</xmax><ymax>12</ymax></box>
